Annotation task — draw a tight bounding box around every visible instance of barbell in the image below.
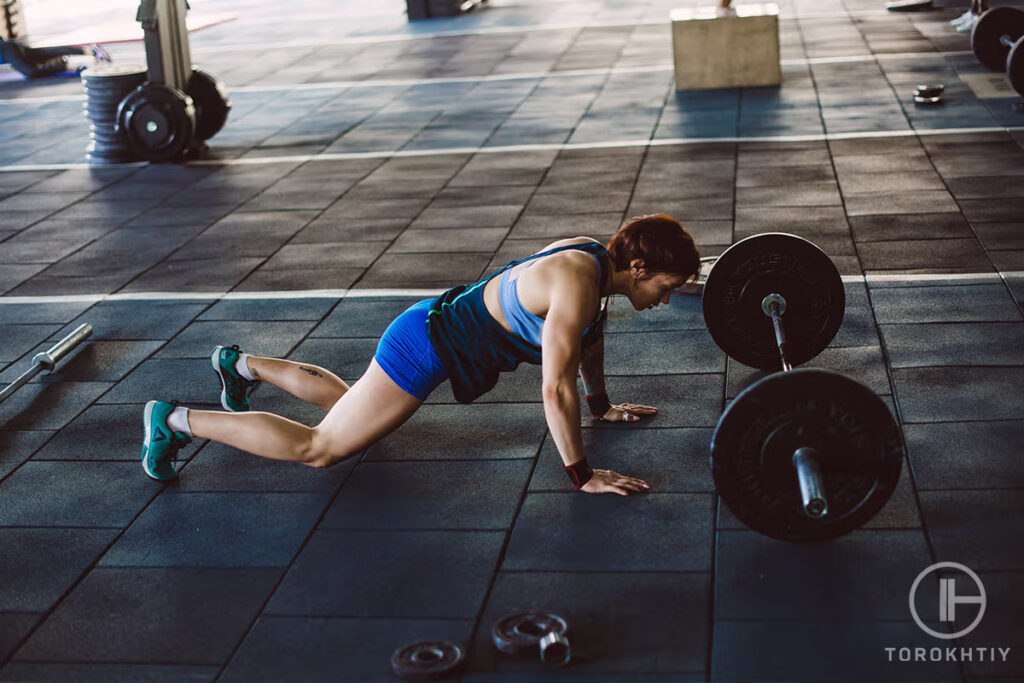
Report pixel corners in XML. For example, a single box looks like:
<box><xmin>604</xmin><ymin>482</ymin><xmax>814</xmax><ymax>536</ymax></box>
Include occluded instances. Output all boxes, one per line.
<box><xmin>702</xmin><ymin>234</ymin><xmax>904</xmax><ymax>542</ymax></box>
<box><xmin>971</xmin><ymin>7</ymin><xmax>1024</xmax><ymax>96</ymax></box>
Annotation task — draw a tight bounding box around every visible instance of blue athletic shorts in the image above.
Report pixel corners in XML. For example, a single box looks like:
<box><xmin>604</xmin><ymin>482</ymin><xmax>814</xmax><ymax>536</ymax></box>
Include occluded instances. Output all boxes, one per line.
<box><xmin>374</xmin><ymin>299</ymin><xmax>449</xmax><ymax>401</ymax></box>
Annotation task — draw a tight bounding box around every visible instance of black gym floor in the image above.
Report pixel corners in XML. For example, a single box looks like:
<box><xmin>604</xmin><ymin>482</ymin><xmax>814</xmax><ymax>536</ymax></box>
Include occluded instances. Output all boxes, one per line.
<box><xmin>0</xmin><ymin>0</ymin><xmax>1022</xmax><ymax>681</ymax></box>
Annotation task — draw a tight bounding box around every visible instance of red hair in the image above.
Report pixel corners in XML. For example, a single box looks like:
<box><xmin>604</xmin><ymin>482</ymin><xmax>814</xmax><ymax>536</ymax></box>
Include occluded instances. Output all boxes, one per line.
<box><xmin>608</xmin><ymin>213</ymin><xmax>700</xmax><ymax>282</ymax></box>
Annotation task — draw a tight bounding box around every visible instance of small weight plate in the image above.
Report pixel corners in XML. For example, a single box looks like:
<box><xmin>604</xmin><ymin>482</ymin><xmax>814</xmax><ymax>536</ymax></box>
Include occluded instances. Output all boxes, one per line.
<box><xmin>702</xmin><ymin>233</ymin><xmax>845</xmax><ymax>370</ymax></box>
<box><xmin>971</xmin><ymin>7</ymin><xmax>1024</xmax><ymax>71</ymax></box>
<box><xmin>187</xmin><ymin>67</ymin><xmax>230</xmax><ymax>141</ymax></box>
<box><xmin>80</xmin><ymin>63</ymin><xmax>146</xmax><ymax>82</ymax></box>
<box><xmin>116</xmin><ymin>83</ymin><xmax>197</xmax><ymax>162</ymax></box>
<box><xmin>492</xmin><ymin>612</ymin><xmax>569</xmax><ymax>655</ymax></box>
<box><xmin>1008</xmin><ymin>38</ymin><xmax>1024</xmax><ymax>97</ymax></box>
<box><xmin>390</xmin><ymin>640</ymin><xmax>465</xmax><ymax>680</ymax></box>
<box><xmin>711</xmin><ymin>368</ymin><xmax>904</xmax><ymax>542</ymax></box>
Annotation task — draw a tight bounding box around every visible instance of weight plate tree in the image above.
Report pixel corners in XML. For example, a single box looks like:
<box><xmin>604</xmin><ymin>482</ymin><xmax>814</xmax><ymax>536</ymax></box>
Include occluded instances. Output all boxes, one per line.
<box><xmin>116</xmin><ymin>83</ymin><xmax>197</xmax><ymax>162</ymax></box>
<box><xmin>702</xmin><ymin>233</ymin><xmax>905</xmax><ymax>542</ymax></box>
<box><xmin>702</xmin><ymin>233</ymin><xmax>845</xmax><ymax>371</ymax></box>
<box><xmin>188</xmin><ymin>67</ymin><xmax>231</xmax><ymax>141</ymax></box>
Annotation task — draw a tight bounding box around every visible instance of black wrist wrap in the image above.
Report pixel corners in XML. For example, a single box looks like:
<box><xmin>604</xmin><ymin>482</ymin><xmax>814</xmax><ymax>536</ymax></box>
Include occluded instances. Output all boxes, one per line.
<box><xmin>564</xmin><ymin>458</ymin><xmax>594</xmax><ymax>489</ymax></box>
<box><xmin>584</xmin><ymin>391</ymin><xmax>611</xmax><ymax>418</ymax></box>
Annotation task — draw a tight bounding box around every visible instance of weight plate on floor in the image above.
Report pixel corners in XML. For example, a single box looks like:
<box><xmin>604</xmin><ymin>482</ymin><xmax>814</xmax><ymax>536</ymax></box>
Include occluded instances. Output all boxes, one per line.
<box><xmin>80</xmin><ymin>63</ymin><xmax>146</xmax><ymax>83</ymax></box>
<box><xmin>971</xmin><ymin>7</ymin><xmax>1024</xmax><ymax>71</ymax></box>
<box><xmin>116</xmin><ymin>83</ymin><xmax>196</xmax><ymax>162</ymax></box>
<box><xmin>1008</xmin><ymin>38</ymin><xmax>1024</xmax><ymax>96</ymax></box>
<box><xmin>187</xmin><ymin>67</ymin><xmax>230</xmax><ymax>141</ymax></box>
<box><xmin>711</xmin><ymin>368</ymin><xmax>904</xmax><ymax>542</ymax></box>
<box><xmin>390</xmin><ymin>640</ymin><xmax>466</xmax><ymax>680</ymax></box>
<box><xmin>702</xmin><ymin>233</ymin><xmax>845</xmax><ymax>370</ymax></box>
<box><xmin>492</xmin><ymin>612</ymin><xmax>569</xmax><ymax>655</ymax></box>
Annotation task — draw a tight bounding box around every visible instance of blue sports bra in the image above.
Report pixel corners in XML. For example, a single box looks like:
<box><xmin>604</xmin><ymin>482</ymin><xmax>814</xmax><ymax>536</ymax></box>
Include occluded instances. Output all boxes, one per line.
<box><xmin>498</xmin><ymin>248</ymin><xmax>605</xmax><ymax>347</ymax></box>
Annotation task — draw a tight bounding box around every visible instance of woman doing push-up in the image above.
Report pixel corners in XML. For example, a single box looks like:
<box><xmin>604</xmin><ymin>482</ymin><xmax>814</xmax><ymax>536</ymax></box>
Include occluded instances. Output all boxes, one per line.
<box><xmin>141</xmin><ymin>213</ymin><xmax>700</xmax><ymax>496</ymax></box>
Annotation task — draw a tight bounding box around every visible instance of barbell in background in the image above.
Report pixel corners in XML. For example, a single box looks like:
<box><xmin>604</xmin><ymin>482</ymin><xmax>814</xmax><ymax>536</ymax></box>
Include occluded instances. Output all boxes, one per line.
<box><xmin>0</xmin><ymin>324</ymin><xmax>93</xmax><ymax>405</ymax></box>
<box><xmin>971</xmin><ymin>7</ymin><xmax>1024</xmax><ymax>96</ymax></box>
<box><xmin>701</xmin><ymin>234</ymin><xmax>904</xmax><ymax>542</ymax></box>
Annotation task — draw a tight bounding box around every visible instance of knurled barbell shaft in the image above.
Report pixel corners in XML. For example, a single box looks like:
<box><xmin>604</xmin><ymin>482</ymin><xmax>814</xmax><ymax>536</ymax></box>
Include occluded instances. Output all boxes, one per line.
<box><xmin>793</xmin><ymin>447</ymin><xmax>829</xmax><ymax>518</ymax></box>
<box><xmin>768</xmin><ymin>302</ymin><xmax>792</xmax><ymax>371</ymax></box>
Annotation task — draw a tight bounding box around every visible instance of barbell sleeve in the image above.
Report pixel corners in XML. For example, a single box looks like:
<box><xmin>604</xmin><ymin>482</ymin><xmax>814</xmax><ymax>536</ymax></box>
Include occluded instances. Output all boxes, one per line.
<box><xmin>32</xmin><ymin>324</ymin><xmax>93</xmax><ymax>371</ymax></box>
<box><xmin>1001</xmin><ymin>35</ymin><xmax>1016</xmax><ymax>48</ymax></box>
<box><xmin>793</xmin><ymin>447</ymin><xmax>828</xmax><ymax>518</ymax></box>
<box><xmin>0</xmin><ymin>324</ymin><xmax>93</xmax><ymax>406</ymax></box>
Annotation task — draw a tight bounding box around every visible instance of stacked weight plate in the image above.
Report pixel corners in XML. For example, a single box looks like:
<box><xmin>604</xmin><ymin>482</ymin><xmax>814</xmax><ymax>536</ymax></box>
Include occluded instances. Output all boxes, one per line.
<box><xmin>81</xmin><ymin>64</ymin><xmax>146</xmax><ymax>164</ymax></box>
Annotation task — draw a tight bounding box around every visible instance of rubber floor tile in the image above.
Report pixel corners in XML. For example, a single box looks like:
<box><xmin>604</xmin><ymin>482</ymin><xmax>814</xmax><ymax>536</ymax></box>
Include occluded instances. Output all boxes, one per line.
<box><xmin>711</xmin><ymin>620</ymin><xmax>961</xmax><ymax>682</ymax></box>
<box><xmin>0</xmin><ymin>663</ymin><xmax>219</xmax><ymax>683</ymax></box>
<box><xmin>893</xmin><ymin>367</ymin><xmax>1024</xmax><ymax>422</ymax></box>
<box><xmin>265</xmin><ymin>529</ymin><xmax>503</xmax><ymax>618</ymax></box>
<box><xmin>881</xmin><ymin>322</ymin><xmax>1024</xmax><ymax>367</ymax></box>
<box><xmin>0</xmin><ymin>381</ymin><xmax>112</xmax><ymax>431</ymax></box>
<box><xmin>13</xmin><ymin>568</ymin><xmax>280</xmax><ymax>664</ymax></box>
<box><xmin>101</xmin><ymin>491</ymin><xmax>331</xmax><ymax>568</ymax></box>
<box><xmin>0</xmin><ymin>430</ymin><xmax>52</xmax><ymax>479</ymax></box>
<box><xmin>905</xmin><ymin>421</ymin><xmax>1024</xmax><ymax>490</ymax></box>
<box><xmin>322</xmin><ymin>459</ymin><xmax>532</xmax><ymax>529</ymax></box>
<box><xmin>0</xmin><ymin>614</ymin><xmax>40</xmax><ymax>666</ymax></box>
<box><xmin>0</xmin><ymin>528</ymin><xmax>119</xmax><ymax>611</ymax></box>
<box><xmin>715</xmin><ymin>530</ymin><xmax>932</xmax><ymax>620</ymax></box>
<box><xmin>503</xmin><ymin>492</ymin><xmax>713</xmax><ymax>571</ymax></box>
<box><xmin>870</xmin><ymin>284</ymin><xmax>1022</xmax><ymax>323</ymax></box>
<box><xmin>956</xmin><ymin>572</ymin><xmax>1024</xmax><ymax>679</ymax></box>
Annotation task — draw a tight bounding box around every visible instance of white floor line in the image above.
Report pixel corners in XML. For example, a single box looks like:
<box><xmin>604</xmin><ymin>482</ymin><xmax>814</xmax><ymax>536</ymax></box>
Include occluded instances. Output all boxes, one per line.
<box><xmin>1</xmin><ymin>124</ymin><xmax>1021</xmax><ymax>173</ymax></box>
<box><xmin>0</xmin><ymin>49</ymin><xmax>974</xmax><ymax>106</ymax></box>
<box><xmin>1</xmin><ymin>273</ymin><xmax>1021</xmax><ymax>305</ymax></box>
<box><xmin>185</xmin><ymin>9</ymin><xmax>904</xmax><ymax>54</ymax></box>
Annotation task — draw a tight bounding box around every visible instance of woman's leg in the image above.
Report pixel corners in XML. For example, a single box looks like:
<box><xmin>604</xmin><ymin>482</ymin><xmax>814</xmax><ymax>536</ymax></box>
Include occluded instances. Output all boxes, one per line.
<box><xmin>188</xmin><ymin>358</ymin><xmax>422</xmax><ymax>467</ymax></box>
<box><xmin>247</xmin><ymin>356</ymin><xmax>350</xmax><ymax>411</ymax></box>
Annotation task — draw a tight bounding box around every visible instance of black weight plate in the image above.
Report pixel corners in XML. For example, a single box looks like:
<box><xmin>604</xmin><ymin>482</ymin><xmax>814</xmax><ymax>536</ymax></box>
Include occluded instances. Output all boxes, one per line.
<box><xmin>116</xmin><ymin>83</ymin><xmax>196</xmax><ymax>162</ymax></box>
<box><xmin>1008</xmin><ymin>38</ymin><xmax>1024</xmax><ymax>96</ymax></box>
<box><xmin>711</xmin><ymin>368</ymin><xmax>903</xmax><ymax>542</ymax></box>
<box><xmin>702</xmin><ymin>233</ymin><xmax>845</xmax><ymax>370</ymax></box>
<box><xmin>391</xmin><ymin>640</ymin><xmax>465</xmax><ymax>680</ymax></box>
<box><xmin>80</xmin><ymin>63</ymin><xmax>146</xmax><ymax>82</ymax></box>
<box><xmin>492</xmin><ymin>612</ymin><xmax>569</xmax><ymax>655</ymax></box>
<box><xmin>187</xmin><ymin>67</ymin><xmax>230</xmax><ymax>141</ymax></box>
<box><xmin>971</xmin><ymin>7</ymin><xmax>1024</xmax><ymax>71</ymax></box>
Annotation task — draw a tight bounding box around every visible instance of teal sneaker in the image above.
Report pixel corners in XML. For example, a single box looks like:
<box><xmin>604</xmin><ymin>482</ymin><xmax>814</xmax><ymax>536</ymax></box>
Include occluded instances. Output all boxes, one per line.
<box><xmin>212</xmin><ymin>344</ymin><xmax>259</xmax><ymax>412</ymax></box>
<box><xmin>141</xmin><ymin>400</ymin><xmax>189</xmax><ymax>482</ymax></box>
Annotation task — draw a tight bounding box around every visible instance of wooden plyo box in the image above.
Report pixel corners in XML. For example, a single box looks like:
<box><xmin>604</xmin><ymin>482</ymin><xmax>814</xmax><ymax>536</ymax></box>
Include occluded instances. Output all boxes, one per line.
<box><xmin>671</xmin><ymin>3</ymin><xmax>781</xmax><ymax>90</ymax></box>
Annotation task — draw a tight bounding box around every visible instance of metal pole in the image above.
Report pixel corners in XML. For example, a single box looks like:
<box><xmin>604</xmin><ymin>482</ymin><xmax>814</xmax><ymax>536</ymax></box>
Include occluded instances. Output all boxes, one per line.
<box><xmin>793</xmin><ymin>447</ymin><xmax>828</xmax><ymax>518</ymax></box>
<box><xmin>0</xmin><ymin>324</ymin><xmax>93</xmax><ymax>405</ymax></box>
<box><xmin>761</xmin><ymin>293</ymin><xmax>791</xmax><ymax>371</ymax></box>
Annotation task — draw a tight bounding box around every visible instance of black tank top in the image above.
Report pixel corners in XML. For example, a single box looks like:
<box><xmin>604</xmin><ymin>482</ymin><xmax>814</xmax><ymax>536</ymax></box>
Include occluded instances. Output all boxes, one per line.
<box><xmin>427</xmin><ymin>242</ymin><xmax>609</xmax><ymax>404</ymax></box>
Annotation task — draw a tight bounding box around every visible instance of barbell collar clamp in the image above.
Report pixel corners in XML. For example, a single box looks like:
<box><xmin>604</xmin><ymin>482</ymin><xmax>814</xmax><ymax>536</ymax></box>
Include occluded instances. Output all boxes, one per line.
<box><xmin>793</xmin><ymin>447</ymin><xmax>828</xmax><ymax>518</ymax></box>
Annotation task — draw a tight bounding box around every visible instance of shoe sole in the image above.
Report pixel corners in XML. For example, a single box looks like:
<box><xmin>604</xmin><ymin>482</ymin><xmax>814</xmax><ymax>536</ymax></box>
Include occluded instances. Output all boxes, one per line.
<box><xmin>211</xmin><ymin>345</ymin><xmax>234</xmax><ymax>412</ymax></box>
<box><xmin>141</xmin><ymin>400</ymin><xmax>162</xmax><ymax>482</ymax></box>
